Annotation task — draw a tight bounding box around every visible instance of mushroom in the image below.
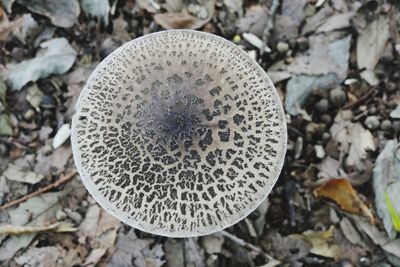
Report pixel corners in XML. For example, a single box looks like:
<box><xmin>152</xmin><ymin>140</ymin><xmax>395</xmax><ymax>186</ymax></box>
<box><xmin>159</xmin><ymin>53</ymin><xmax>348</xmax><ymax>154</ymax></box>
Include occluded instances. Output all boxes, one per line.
<box><xmin>71</xmin><ymin>30</ymin><xmax>287</xmax><ymax>237</ymax></box>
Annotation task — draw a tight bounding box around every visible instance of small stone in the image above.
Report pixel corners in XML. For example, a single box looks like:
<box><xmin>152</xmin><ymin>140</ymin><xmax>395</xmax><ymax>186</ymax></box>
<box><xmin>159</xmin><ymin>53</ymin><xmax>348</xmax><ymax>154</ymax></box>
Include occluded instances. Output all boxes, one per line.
<box><xmin>247</xmin><ymin>50</ymin><xmax>257</xmax><ymax>61</ymax></box>
<box><xmin>40</xmin><ymin>95</ymin><xmax>56</xmax><ymax>109</ymax></box>
<box><xmin>364</xmin><ymin>116</ymin><xmax>380</xmax><ymax>130</ymax></box>
<box><xmin>0</xmin><ymin>143</ymin><xmax>9</xmax><ymax>156</ymax></box>
<box><xmin>42</xmin><ymin>144</ymin><xmax>53</xmax><ymax>155</ymax></box>
<box><xmin>329</xmin><ymin>88</ymin><xmax>346</xmax><ymax>107</ymax></box>
<box><xmin>386</xmin><ymin>82</ymin><xmax>397</xmax><ymax>93</ymax></box>
<box><xmin>233</xmin><ymin>35</ymin><xmax>241</xmax><ymax>43</ymax></box>
<box><xmin>380</xmin><ymin>120</ymin><xmax>392</xmax><ymax>131</ymax></box>
<box><xmin>322</xmin><ymin>132</ymin><xmax>331</xmax><ymax>142</ymax></box>
<box><xmin>315</xmin><ymin>99</ymin><xmax>329</xmax><ymax>113</ymax></box>
<box><xmin>52</xmin><ymin>124</ymin><xmax>71</xmax><ymax>149</ymax></box>
<box><xmin>64</xmin><ymin>208</ymin><xmax>82</xmax><ymax>224</ymax></box>
<box><xmin>82</xmin><ymin>200</ymin><xmax>88</xmax><ymax>207</ymax></box>
<box><xmin>368</xmin><ymin>107</ymin><xmax>377</xmax><ymax>115</ymax></box>
<box><xmin>23</xmin><ymin>109</ymin><xmax>35</xmax><ymax>121</ymax></box>
<box><xmin>276</xmin><ymin>41</ymin><xmax>289</xmax><ymax>54</ymax></box>
<box><xmin>393</xmin><ymin>121</ymin><xmax>400</xmax><ymax>130</ymax></box>
<box><xmin>56</xmin><ymin>209</ymin><xmax>67</xmax><ymax>220</ymax></box>
<box><xmin>296</xmin><ymin>36</ymin><xmax>309</xmax><ymax>51</ymax></box>
<box><xmin>321</xmin><ymin>114</ymin><xmax>332</xmax><ymax>125</ymax></box>
<box><xmin>314</xmin><ymin>145</ymin><xmax>325</xmax><ymax>159</ymax></box>
<box><xmin>294</xmin><ymin>137</ymin><xmax>303</xmax><ymax>159</ymax></box>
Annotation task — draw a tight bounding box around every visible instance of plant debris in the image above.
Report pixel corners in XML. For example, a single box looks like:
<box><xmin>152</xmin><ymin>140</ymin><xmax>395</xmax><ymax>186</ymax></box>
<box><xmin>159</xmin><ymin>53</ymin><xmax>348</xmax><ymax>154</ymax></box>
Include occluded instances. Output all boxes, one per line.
<box><xmin>0</xmin><ymin>0</ymin><xmax>399</xmax><ymax>265</ymax></box>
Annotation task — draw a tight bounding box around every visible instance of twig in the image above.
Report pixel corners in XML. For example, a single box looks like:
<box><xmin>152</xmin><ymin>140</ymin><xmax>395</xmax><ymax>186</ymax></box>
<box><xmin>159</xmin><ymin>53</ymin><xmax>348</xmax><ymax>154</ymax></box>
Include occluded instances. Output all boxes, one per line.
<box><xmin>0</xmin><ymin>222</ymin><xmax>77</xmax><ymax>235</ymax></box>
<box><xmin>218</xmin><ymin>231</ymin><xmax>280</xmax><ymax>266</ymax></box>
<box><xmin>218</xmin><ymin>230</ymin><xmax>262</xmax><ymax>253</ymax></box>
<box><xmin>0</xmin><ymin>170</ymin><xmax>77</xmax><ymax>211</ymax></box>
<box><xmin>261</xmin><ymin>0</ymin><xmax>280</xmax><ymax>54</ymax></box>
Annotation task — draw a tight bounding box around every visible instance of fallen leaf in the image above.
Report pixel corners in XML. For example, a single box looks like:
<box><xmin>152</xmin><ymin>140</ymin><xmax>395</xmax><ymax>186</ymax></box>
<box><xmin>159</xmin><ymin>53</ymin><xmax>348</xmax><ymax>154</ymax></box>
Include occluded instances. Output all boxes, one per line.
<box><xmin>290</xmin><ymin>226</ymin><xmax>340</xmax><ymax>259</ymax></box>
<box><xmin>136</xmin><ymin>0</ymin><xmax>160</xmax><ymax>13</ymax></box>
<box><xmin>265</xmin><ymin>231</ymin><xmax>312</xmax><ymax>263</ymax></box>
<box><xmin>164</xmin><ymin>239</ymin><xmax>185</xmax><ymax>267</ymax></box>
<box><xmin>12</xmin><ymin>13</ymin><xmax>39</xmax><ymax>44</ymax></box>
<box><xmin>11</xmin><ymin>0</ymin><xmax>80</xmax><ymax>28</ymax></box>
<box><xmin>284</xmin><ymin>74</ymin><xmax>338</xmax><ymax>115</ymax></box>
<box><xmin>287</xmin><ymin>34</ymin><xmax>351</xmax><ymax>79</ymax></box>
<box><xmin>236</xmin><ymin>5</ymin><xmax>268</xmax><ymax>37</ymax></box>
<box><xmin>14</xmin><ymin>245</ymin><xmax>67</xmax><ymax>267</ymax></box>
<box><xmin>357</xmin><ymin>14</ymin><xmax>390</xmax><ymax>72</ymax></box>
<box><xmin>33</xmin><ymin>27</ymin><xmax>56</xmax><ymax>48</ymax></box>
<box><xmin>302</xmin><ymin>5</ymin><xmax>334</xmax><ymax>35</ymax></box>
<box><xmin>3</xmin><ymin>163</ymin><xmax>44</xmax><ymax>184</ymax></box>
<box><xmin>0</xmin><ymin>6</ymin><xmax>11</xmax><ymax>41</ymax></box>
<box><xmin>0</xmin><ymin>222</ymin><xmax>77</xmax><ymax>235</ymax></box>
<box><xmin>330</xmin><ymin>111</ymin><xmax>375</xmax><ymax>171</ymax></box>
<box><xmin>267</xmin><ymin>71</ymin><xmax>291</xmax><ymax>84</ymax></box>
<box><xmin>353</xmin><ymin>217</ymin><xmax>400</xmax><ymax>262</ymax></box>
<box><xmin>185</xmin><ymin>238</ymin><xmax>206</xmax><ymax>267</ymax></box>
<box><xmin>0</xmin><ymin>189</ymin><xmax>70</xmax><ymax>261</ymax></box>
<box><xmin>273</xmin><ymin>15</ymin><xmax>299</xmax><ymax>41</ymax></box>
<box><xmin>164</xmin><ymin>0</ymin><xmax>184</xmax><ymax>12</ymax></box>
<box><xmin>6</xmin><ymin>38</ymin><xmax>77</xmax><ymax>90</ymax></box>
<box><xmin>64</xmin><ymin>65</ymin><xmax>95</xmax><ymax>121</ymax></box>
<box><xmin>373</xmin><ymin>140</ymin><xmax>400</xmax><ymax>238</ymax></box>
<box><xmin>108</xmin><ymin>229</ymin><xmax>165</xmax><ymax>267</ymax></box>
<box><xmin>384</xmin><ymin>192</ymin><xmax>400</xmax><ymax>232</ymax></box>
<box><xmin>25</xmin><ymin>84</ymin><xmax>44</xmax><ymax>112</ymax></box>
<box><xmin>281</xmin><ymin>0</ymin><xmax>306</xmax><ymax>25</ymax></box>
<box><xmin>0</xmin><ymin>113</ymin><xmax>12</xmax><ymax>136</ymax></box>
<box><xmin>316</xmin><ymin>12</ymin><xmax>354</xmax><ymax>33</ymax></box>
<box><xmin>154</xmin><ymin>11</ymin><xmax>208</xmax><ymax>30</ymax></box>
<box><xmin>317</xmin><ymin>156</ymin><xmax>348</xmax><ymax>180</ymax></box>
<box><xmin>346</xmin><ymin>123</ymin><xmax>376</xmax><ymax>170</ymax></box>
<box><xmin>223</xmin><ymin>0</ymin><xmax>243</xmax><ymax>15</ymax></box>
<box><xmin>339</xmin><ymin>217</ymin><xmax>365</xmax><ymax>248</ymax></box>
<box><xmin>390</xmin><ymin>106</ymin><xmax>400</xmax><ymax>119</ymax></box>
<box><xmin>81</xmin><ymin>0</ymin><xmax>110</xmax><ymax>26</ymax></box>
<box><xmin>314</xmin><ymin>178</ymin><xmax>374</xmax><ymax>223</ymax></box>
<box><xmin>79</xmin><ymin>203</ymin><xmax>120</xmax><ymax>254</ymax></box>
<box><xmin>84</xmin><ymin>248</ymin><xmax>107</xmax><ymax>267</ymax></box>
<box><xmin>52</xmin><ymin>123</ymin><xmax>71</xmax><ymax>149</ymax></box>
<box><xmin>242</xmin><ymin>32</ymin><xmax>271</xmax><ymax>52</ymax></box>
<box><xmin>154</xmin><ymin>0</ymin><xmax>215</xmax><ymax>30</ymax></box>
<box><xmin>200</xmin><ymin>235</ymin><xmax>224</xmax><ymax>254</ymax></box>
<box><xmin>253</xmin><ymin>198</ymin><xmax>270</xmax><ymax>236</ymax></box>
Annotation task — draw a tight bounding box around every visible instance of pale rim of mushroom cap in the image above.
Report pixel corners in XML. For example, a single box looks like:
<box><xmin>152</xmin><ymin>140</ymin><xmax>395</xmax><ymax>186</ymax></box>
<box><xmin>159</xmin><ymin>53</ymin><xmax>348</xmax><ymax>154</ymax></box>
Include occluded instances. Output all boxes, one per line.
<box><xmin>71</xmin><ymin>29</ymin><xmax>287</xmax><ymax>237</ymax></box>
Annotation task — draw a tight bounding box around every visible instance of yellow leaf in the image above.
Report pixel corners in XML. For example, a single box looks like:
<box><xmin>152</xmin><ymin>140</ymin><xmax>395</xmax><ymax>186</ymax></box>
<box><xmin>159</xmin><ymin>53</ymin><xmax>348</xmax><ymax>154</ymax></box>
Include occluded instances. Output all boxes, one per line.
<box><xmin>384</xmin><ymin>191</ymin><xmax>400</xmax><ymax>232</ymax></box>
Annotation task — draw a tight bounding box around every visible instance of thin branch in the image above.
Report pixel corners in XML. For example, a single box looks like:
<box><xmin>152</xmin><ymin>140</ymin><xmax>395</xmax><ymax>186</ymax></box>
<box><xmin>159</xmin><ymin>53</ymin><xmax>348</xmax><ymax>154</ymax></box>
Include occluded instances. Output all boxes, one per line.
<box><xmin>0</xmin><ymin>170</ymin><xmax>77</xmax><ymax>211</ymax></box>
<box><xmin>218</xmin><ymin>231</ymin><xmax>281</xmax><ymax>266</ymax></box>
<box><xmin>218</xmin><ymin>230</ymin><xmax>262</xmax><ymax>253</ymax></box>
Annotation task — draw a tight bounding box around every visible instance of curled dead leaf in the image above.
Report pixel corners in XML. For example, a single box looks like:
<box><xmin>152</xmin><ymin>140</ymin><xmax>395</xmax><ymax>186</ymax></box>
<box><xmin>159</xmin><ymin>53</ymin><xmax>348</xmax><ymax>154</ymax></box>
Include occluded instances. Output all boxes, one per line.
<box><xmin>154</xmin><ymin>11</ymin><xmax>208</xmax><ymax>30</ymax></box>
<box><xmin>314</xmin><ymin>178</ymin><xmax>375</xmax><ymax>224</ymax></box>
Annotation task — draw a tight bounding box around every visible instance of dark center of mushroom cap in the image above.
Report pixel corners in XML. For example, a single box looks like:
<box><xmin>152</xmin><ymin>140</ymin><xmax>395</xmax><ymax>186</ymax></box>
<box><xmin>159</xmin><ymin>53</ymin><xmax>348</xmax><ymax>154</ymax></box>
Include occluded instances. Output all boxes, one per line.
<box><xmin>139</xmin><ymin>73</ymin><xmax>206</xmax><ymax>146</ymax></box>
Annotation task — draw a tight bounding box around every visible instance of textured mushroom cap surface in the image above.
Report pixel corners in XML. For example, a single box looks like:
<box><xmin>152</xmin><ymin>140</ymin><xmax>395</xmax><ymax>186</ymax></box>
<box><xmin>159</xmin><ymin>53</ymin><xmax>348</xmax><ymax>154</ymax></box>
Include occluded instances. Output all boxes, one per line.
<box><xmin>71</xmin><ymin>30</ymin><xmax>287</xmax><ymax>237</ymax></box>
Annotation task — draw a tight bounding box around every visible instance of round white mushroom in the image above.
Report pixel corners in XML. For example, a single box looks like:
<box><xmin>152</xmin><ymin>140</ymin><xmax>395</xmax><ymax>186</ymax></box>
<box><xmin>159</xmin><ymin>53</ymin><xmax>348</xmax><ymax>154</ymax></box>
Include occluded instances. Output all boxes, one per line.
<box><xmin>71</xmin><ymin>30</ymin><xmax>287</xmax><ymax>237</ymax></box>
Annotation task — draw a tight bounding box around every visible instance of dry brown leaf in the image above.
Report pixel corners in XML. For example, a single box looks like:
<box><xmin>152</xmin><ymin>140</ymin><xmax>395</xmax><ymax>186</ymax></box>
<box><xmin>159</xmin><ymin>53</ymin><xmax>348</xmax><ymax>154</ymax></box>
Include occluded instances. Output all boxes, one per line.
<box><xmin>314</xmin><ymin>178</ymin><xmax>374</xmax><ymax>223</ymax></box>
<box><xmin>154</xmin><ymin>11</ymin><xmax>208</xmax><ymax>30</ymax></box>
<box><xmin>0</xmin><ymin>8</ymin><xmax>23</xmax><ymax>42</ymax></box>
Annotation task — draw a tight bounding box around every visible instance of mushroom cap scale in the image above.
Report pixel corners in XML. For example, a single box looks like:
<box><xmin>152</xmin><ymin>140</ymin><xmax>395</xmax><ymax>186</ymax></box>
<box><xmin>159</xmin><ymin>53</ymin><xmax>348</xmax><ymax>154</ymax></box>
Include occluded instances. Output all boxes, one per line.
<box><xmin>71</xmin><ymin>30</ymin><xmax>287</xmax><ymax>237</ymax></box>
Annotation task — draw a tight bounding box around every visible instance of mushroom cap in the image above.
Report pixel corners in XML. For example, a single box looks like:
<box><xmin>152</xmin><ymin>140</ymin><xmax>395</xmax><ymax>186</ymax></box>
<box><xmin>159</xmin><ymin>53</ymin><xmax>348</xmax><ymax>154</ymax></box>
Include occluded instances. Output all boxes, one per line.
<box><xmin>71</xmin><ymin>30</ymin><xmax>287</xmax><ymax>237</ymax></box>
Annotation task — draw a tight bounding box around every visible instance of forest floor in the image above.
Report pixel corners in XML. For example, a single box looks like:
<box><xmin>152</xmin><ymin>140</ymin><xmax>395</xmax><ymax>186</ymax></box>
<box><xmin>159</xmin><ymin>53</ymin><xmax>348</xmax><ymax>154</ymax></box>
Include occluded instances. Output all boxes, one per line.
<box><xmin>0</xmin><ymin>0</ymin><xmax>400</xmax><ymax>266</ymax></box>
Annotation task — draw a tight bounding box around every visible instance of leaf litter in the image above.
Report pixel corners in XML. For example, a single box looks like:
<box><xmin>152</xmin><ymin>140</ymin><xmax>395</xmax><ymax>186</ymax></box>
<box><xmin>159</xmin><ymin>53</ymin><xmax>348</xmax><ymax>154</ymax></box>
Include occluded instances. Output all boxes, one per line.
<box><xmin>0</xmin><ymin>0</ymin><xmax>399</xmax><ymax>266</ymax></box>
